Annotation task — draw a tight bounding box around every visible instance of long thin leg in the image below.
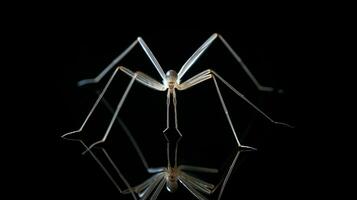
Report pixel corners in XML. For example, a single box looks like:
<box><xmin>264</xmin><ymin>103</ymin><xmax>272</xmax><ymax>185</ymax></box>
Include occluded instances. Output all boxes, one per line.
<box><xmin>210</xmin><ymin>76</ymin><xmax>259</xmax><ymax>200</ymax></box>
<box><xmin>174</xmin><ymin>136</ymin><xmax>182</xmax><ymax>168</ymax></box>
<box><xmin>137</xmin><ymin>37</ymin><xmax>166</xmax><ymax>81</ymax></box>
<box><xmin>78</xmin><ymin>140</ymin><xmax>138</xmax><ymax>200</ymax></box>
<box><xmin>78</xmin><ymin>40</ymin><xmax>138</xmax><ymax>87</ymax></box>
<box><xmin>63</xmin><ymin>66</ymin><xmax>165</xmax><ymax>141</ymax></box>
<box><xmin>178</xmin><ymin>70</ymin><xmax>292</xmax><ymax>128</ymax></box>
<box><xmin>120</xmin><ymin>66</ymin><xmax>166</xmax><ymax>91</ymax></box>
<box><xmin>177</xmin><ymin>69</ymin><xmax>212</xmax><ymax>90</ymax></box>
<box><xmin>85</xmin><ymin>68</ymin><xmax>169</xmax><ymax>151</ymax></box>
<box><xmin>178</xmin><ymin>165</ymin><xmax>218</xmax><ymax>173</ymax></box>
<box><xmin>139</xmin><ymin>174</ymin><xmax>165</xmax><ymax>200</ymax></box>
<box><xmin>163</xmin><ymin>91</ymin><xmax>171</xmax><ymax>168</ymax></box>
<box><xmin>211</xmin><ymin>74</ymin><xmax>256</xmax><ymax>200</ymax></box>
<box><xmin>217</xmin><ymin>35</ymin><xmax>276</xmax><ymax>92</ymax></box>
<box><xmin>164</xmin><ymin>90</ymin><xmax>170</xmax><ymax>132</ymax></box>
<box><xmin>77</xmin><ymin>110</ymin><xmax>166</xmax><ymax>199</ymax></box>
<box><xmin>211</xmin><ymin>117</ymin><xmax>256</xmax><ymax>195</ymax></box>
<box><xmin>149</xmin><ymin>177</ymin><xmax>166</xmax><ymax>200</ymax></box>
<box><xmin>147</xmin><ymin>167</ymin><xmax>166</xmax><ymax>174</ymax></box>
<box><xmin>173</xmin><ymin>90</ymin><xmax>179</xmax><ymax>131</ymax></box>
<box><xmin>78</xmin><ymin>37</ymin><xmax>167</xmax><ymax>87</ymax></box>
<box><xmin>217</xmin><ymin>150</ymin><xmax>241</xmax><ymax>200</ymax></box>
<box><xmin>83</xmin><ymin>73</ymin><xmax>138</xmax><ymax>154</ymax></box>
<box><xmin>163</xmin><ymin>89</ymin><xmax>183</xmax><ymax>168</ymax></box>
<box><xmin>172</xmin><ymin>89</ymin><xmax>183</xmax><ymax>168</ymax></box>
<box><xmin>177</xmin><ymin>33</ymin><xmax>218</xmax><ymax>80</ymax></box>
<box><xmin>180</xmin><ymin>172</ymin><xmax>214</xmax><ymax>194</ymax></box>
<box><xmin>178</xmin><ymin>177</ymin><xmax>208</xmax><ymax>200</ymax></box>
<box><xmin>61</xmin><ymin>67</ymin><xmax>122</xmax><ymax>139</ymax></box>
<box><xmin>211</xmin><ymin>75</ymin><xmax>256</xmax><ymax>147</ymax></box>
<box><xmin>211</xmin><ymin>71</ymin><xmax>293</xmax><ymax>128</ymax></box>
<box><xmin>122</xmin><ymin>172</ymin><xmax>164</xmax><ymax>195</ymax></box>
<box><xmin>177</xmin><ymin>33</ymin><xmax>277</xmax><ymax>92</ymax></box>
<box><xmin>179</xmin><ymin>70</ymin><xmax>292</xmax><ymax>199</ymax></box>
<box><xmin>96</xmin><ymin>92</ymin><xmax>153</xmax><ymax>172</ymax></box>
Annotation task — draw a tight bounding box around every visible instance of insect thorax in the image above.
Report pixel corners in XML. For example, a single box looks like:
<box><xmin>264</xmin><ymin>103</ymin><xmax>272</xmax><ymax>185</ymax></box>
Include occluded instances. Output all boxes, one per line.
<box><xmin>164</xmin><ymin>70</ymin><xmax>179</xmax><ymax>90</ymax></box>
<box><xmin>165</xmin><ymin>167</ymin><xmax>179</xmax><ymax>193</ymax></box>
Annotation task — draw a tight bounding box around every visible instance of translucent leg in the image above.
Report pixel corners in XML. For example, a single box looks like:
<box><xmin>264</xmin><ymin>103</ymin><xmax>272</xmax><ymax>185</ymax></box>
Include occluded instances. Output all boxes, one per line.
<box><xmin>62</xmin><ymin>66</ymin><xmax>166</xmax><ymax>139</ymax></box>
<box><xmin>178</xmin><ymin>69</ymin><xmax>293</xmax><ymax>199</ymax></box>
<box><xmin>61</xmin><ymin>67</ymin><xmax>122</xmax><ymax>139</ymax></box>
<box><xmin>122</xmin><ymin>172</ymin><xmax>165</xmax><ymax>196</ymax></box>
<box><xmin>97</xmin><ymin>93</ymin><xmax>150</xmax><ymax>170</ymax></box>
<box><xmin>217</xmin><ymin>150</ymin><xmax>241</xmax><ymax>200</ymax></box>
<box><xmin>137</xmin><ymin>37</ymin><xmax>166</xmax><ymax>80</ymax></box>
<box><xmin>211</xmin><ymin>70</ymin><xmax>293</xmax><ymax>128</ymax></box>
<box><xmin>78</xmin><ymin>40</ymin><xmax>138</xmax><ymax>87</ymax></box>
<box><xmin>178</xmin><ymin>69</ymin><xmax>293</xmax><ymax>128</ymax></box>
<box><xmin>149</xmin><ymin>177</ymin><xmax>166</xmax><ymax>200</ymax></box>
<box><xmin>97</xmin><ymin>92</ymin><xmax>167</xmax><ymax>176</ymax></box>
<box><xmin>177</xmin><ymin>69</ymin><xmax>212</xmax><ymax>90</ymax></box>
<box><xmin>147</xmin><ymin>167</ymin><xmax>166</xmax><ymax>174</ymax></box>
<box><xmin>180</xmin><ymin>172</ymin><xmax>215</xmax><ymax>192</ymax></box>
<box><xmin>163</xmin><ymin>89</ymin><xmax>183</xmax><ymax>168</ymax></box>
<box><xmin>164</xmin><ymin>90</ymin><xmax>170</xmax><ymax>132</ymax></box>
<box><xmin>80</xmin><ymin>92</ymin><xmax>167</xmax><ymax>198</ymax></box>
<box><xmin>78</xmin><ymin>141</ymin><xmax>137</xmax><ymax>200</ymax></box>
<box><xmin>177</xmin><ymin>33</ymin><xmax>218</xmax><ymax>80</ymax></box>
<box><xmin>178</xmin><ymin>165</ymin><xmax>218</xmax><ymax>173</ymax></box>
<box><xmin>172</xmin><ymin>89</ymin><xmax>183</xmax><ymax>168</ymax></box>
<box><xmin>163</xmin><ymin>91</ymin><xmax>171</xmax><ymax>168</ymax></box>
<box><xmin>217</xmin><ymin>34</ymin><xmax>277</xmax><ymax>92</ymax></box>
<box><xmin>137</xmin><ymin>173</ymin><xmax>165</xmax><ymax>200</ymax></box>
<box><xmin>119</xmin><ymin>66</ymin><xmax>166</xmax><ymax>91</ymax></box>
<box><xmin>82</xmin><ymin>68</ymin><xmax>168</xmax><ymax>155</ymax></box>
<box><xmin>180</xmin><ymin>174</ymin><xmax>211</xmax><ymax>195</ymax></box>
<box><xmin>178</xmin><ymin>176</ymin><xmax>208</xmax><ymax>200</ymax></box>
<box><xmin>210</xmin><ymin>74</ymin><xmax>256</xmax><ymax>200</ymax></box>
<box><xmin>77</xmin><ymin>141</ymin><xmax>221</xmax><ymax>200</ymax></box>
<box><xmin>83</xmin><ymin>73</ymin><xmax>137</xmax><ymax>154</ymax></box>
<box><xmin>177</xmin><ymin>33</ymin><xmax>280</xmax><ymax>92</ymax></box>
<box><xmin>78</xmin><ymin>36</ymin><xmax>166</xmax><ymax>87</ymax></box>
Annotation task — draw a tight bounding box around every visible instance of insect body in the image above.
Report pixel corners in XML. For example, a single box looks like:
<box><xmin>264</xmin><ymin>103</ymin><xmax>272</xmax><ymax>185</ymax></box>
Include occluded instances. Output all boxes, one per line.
<box><xmin>165</xmin><ymin>70</ymin><xmax>178</xmax><ymax>91</ymax></box>
<box><xmin>62</xmin><ymin>33</ymin><xmax>292</xmax><ymax>200</ymax></box>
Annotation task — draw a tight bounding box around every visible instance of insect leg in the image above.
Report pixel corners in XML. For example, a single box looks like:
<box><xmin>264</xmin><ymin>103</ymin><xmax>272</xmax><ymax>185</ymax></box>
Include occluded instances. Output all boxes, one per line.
<box><xmin>61</xmin><ymin>67</ymin><xmax>122</xmax><ymax>139</ymax></box>
<box><xmin>178</xmin><ymin>69</ymin><xmax>292</xmax><ymax>128</ymax></box>
<box><xmin>210</xmin><ymin>75</ymin><xmax>257</xmax><ymax>200</ymax></box>
<box><xmin>119</xmin><ymin>66</ymin><xmax>166</xmax><ymax>91</ymax></box>
<box><xmin>83</xmin><ymin>73</ymin><xmax>137</xmax><ymax>154</ymax></box>
<box><xmin>178</xmin><ymin>165</ymin><xmax>218</xmax><ymax>173</ymax></box>
<box><xmin>217</xmin><ymin>34</ymin><xmax>278</xmax><ymax>92</ymax></box>
<box><xmin>177</xmin><ymin>33</ymin><xmax>280</xmax><ymax>92</ymax></box>
<box><xmin>211</xmin><ymin>70</ymin><xmax>293</xmax><ymax>128</ymax></box>
<box><xmin>78</xmin><ymin>40</ymin><xmax>138</xmax><ymax>87</ymax></box>
<box><xmin>96</xmin><ymin>92</ymin><xmax>164</xmax><ymax>173</ymax></box>
<box><xmin>78</xmin><ymin>37</ymin><xmax>167</xmax><ymax>87</ymax></box>
<box><xmin>172</xmin><ymin>89</ymin><xmax>183</xmax><ymax>168</ymax></box>
<box><xmin>178</xmin><ymin>176</ymin><xmax>208</xmax><ymax>200</ymax></box>
<box><xmin>177</xmin><ymin>33</ymin><xmax>218</xmax><ymax>81</ymax></box>
<box><xmin>78</xmin><ymin>140</ymin><xmax>138</xmax><ymax>199</ymax></box>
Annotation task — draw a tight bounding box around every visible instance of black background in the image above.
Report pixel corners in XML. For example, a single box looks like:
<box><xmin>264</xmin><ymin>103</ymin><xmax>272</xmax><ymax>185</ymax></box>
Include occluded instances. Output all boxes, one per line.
<box><xmin>4</xmin><ymin>5</ymin><xmax>336</xmax><ymax>200</ymax></box>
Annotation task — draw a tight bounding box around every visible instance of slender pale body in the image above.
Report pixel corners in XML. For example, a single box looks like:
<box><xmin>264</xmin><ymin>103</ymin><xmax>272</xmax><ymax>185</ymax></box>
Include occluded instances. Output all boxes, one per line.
<box><xmin>62</xmin><ymin>33</ymin><xmax>292</xmax><ymax>200</ymax></box>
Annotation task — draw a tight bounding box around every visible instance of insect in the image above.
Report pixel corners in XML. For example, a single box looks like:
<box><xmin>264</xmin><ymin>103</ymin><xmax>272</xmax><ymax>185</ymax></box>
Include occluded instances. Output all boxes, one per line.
<box><xmin>62</xmin><ymin>33</ymin><xmax>292</xmax><ymax>200</ymax></box>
